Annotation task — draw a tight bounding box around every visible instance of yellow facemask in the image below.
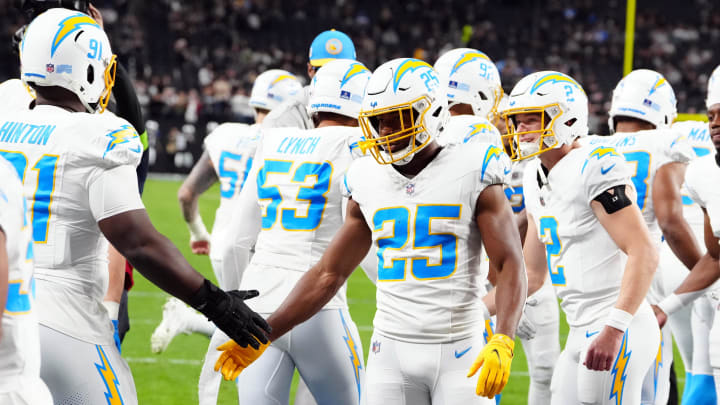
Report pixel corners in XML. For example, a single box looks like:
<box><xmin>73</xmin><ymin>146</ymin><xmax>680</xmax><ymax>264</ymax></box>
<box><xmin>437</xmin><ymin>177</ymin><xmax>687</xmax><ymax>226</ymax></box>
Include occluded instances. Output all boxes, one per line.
<box><xmin>97</xmin><ymin>54</ymin><xmax>117</xmax><ymax>113</ymax></box>
<box><xmin>358</xmin><ymin>95</ymin><xmax>432</xmax><ymax>165</ymax></box>
<box><xmin>501</xmin><ymin>103</ymin><xmax>562</xmax><ymax>161</ymax></box>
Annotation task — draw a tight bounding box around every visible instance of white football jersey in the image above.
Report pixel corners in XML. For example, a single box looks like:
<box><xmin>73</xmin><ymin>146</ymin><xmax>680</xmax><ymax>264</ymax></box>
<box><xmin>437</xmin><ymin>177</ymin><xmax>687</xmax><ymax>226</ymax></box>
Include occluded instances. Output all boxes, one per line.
<box><xmin>523</xmin><ymin>145</ymin><xmax>634</xmax><ymax>328</ymax></box>
<box><xmin>505</xmin><ymin>158</ymin><xmax>532</xmax><ymax>214</ymax></box>
<box><xmin>672</xmin><ymin>120</ymin><xmax>715</xmax><ymax>234</ymax></box>
<box><xmin>345</xmin><ymin>142</ymin><xmax>511</xmax><ymax>343</ymax></box>
<box><xmin>685</xmin><ymin>154</ymin><xmax>720</xmax><ymax>238</ymax></box>
<box><xmin>0</xmin><ymin>157</ymin><xmax>41</xmax><ymax>386</ymax></box>
<box><xmin>236</xmin><ymin>125</ymin><xmax>364</xmax><ymax>313</ymax></box>
<box><xmin>204</xmin><ymin>123</ymin><xmax>261</xmax><ymax>238</ymax></box>
<box><xmin>438</xmin><ymin>115</ymin><xmax>502</xmax><ymax>147</ymax></box>
<box><xmin>582</xmin><ymin>130</ymin><xmax>694</xmax><ymax>241</ymax></box>
<box><xmin>0</xmin><ymin>105</ymin><xmax>144</xmax><ymax>345</ymax></box>
<box><xmin>0</xmin><ymin>79</ymin><xmax>34</xmax><ymax>112</ymax></box>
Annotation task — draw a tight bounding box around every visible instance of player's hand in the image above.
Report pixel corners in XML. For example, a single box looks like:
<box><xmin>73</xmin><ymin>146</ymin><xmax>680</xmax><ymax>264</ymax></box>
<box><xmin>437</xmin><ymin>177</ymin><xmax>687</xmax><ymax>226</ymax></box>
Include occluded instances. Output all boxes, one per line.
<box><xmin>214</xmin><ymin>339</ymin><xmax>269</xmax><ymax>380</ymax></box>
<box><xmin>583</xmin><ymin>326</ymin><xmax>623</xmax><ymax>371</ymax></box>
<box><xmin>191</xmin><ymin>240</ymin><xmax>210</xmax><ymax>255</ymax></box>
<box><xmin>467</xmin><ymin>333</ymin><xmax>514</xmax><ymax>398</ymax></box>
<box><xmin>651</xmin><ymin>304</ymin><xmax>668</xmax><ymax>328</ymax></box>
<box><xmin>516</xmin><ymin>297</ymin><xmax>538</xmax><ymax>340</ymax></box>
<box><xmin>189</xmin><ymin>280</ymin><xmax>271</xmax><ymax>349</ymax></box>
<box><xmin>87</xmin><ymin>4</ymin><xmax>104</xmax><ymax>29</ymax></box>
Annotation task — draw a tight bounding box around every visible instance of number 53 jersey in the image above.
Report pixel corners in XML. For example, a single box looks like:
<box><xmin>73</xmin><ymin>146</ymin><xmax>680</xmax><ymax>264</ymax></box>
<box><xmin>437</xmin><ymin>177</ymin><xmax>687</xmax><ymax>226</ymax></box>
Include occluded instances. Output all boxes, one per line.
<box><xmin>0</xmin><ymin>105</ymin><xmax>144</xmax><ymax>346</ymax></box>
<box><xmin>344</xmin><ymin>142</ymin><xmax>511</xmax><ymax>344</ymax></box>
<box><xmin>523</xmin><ymin>145</ymin><xmax>634</xmax><ymax>328</ymax></box>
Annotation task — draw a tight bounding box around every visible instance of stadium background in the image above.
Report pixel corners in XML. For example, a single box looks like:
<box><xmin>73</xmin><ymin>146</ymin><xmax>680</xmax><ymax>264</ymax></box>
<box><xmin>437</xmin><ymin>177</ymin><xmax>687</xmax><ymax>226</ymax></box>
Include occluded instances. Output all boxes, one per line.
<box><xmin>1</xmin><ymin>0</ymin><xmax>716</xmax><ymax>403</ymax></box>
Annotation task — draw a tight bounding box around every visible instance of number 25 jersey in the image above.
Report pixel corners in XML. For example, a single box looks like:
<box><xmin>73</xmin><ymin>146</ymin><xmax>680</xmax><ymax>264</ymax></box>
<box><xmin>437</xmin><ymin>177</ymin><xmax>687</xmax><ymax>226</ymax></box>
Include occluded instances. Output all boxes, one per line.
<box><xmin>344</xmin><ymin>142</ymin><xmax>511</xmax><ymax>344</ymax></box>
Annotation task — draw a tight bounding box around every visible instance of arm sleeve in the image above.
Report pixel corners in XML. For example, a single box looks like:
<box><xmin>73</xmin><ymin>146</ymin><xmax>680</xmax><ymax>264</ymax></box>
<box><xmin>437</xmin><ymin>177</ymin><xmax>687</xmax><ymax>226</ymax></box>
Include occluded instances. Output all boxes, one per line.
<box><xmin>88</xmin><ymin>165</ymin><xmax>146</xmax><ymax>221</ymax></box>
<box><xmin>583</xmin><ymin>149</ymin><xmax>634</xmax><ymax>202</ymax></box>
<box><xmin>112</xmin><ymin>63</ymin><xmax>145</xmax><ymax>135</ymax></box>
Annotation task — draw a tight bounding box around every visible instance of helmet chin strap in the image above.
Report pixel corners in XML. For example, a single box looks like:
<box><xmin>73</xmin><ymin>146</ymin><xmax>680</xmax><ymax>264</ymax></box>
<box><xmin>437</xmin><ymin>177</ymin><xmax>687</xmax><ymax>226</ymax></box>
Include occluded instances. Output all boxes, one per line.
<box><xmin>382</xmin><ymin>131</ymin><xmax>431</xmax><ymax>166</ymax></box>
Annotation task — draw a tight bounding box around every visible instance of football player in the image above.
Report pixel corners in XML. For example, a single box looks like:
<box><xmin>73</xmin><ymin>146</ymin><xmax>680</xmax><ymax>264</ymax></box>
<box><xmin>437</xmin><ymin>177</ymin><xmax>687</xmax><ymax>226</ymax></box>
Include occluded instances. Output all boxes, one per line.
<box><xmin>502</xmin><ymin>71</ymin><xmax>661</xmax><ymax>405</ymax></box>
<box><xmin>0</xmin><ymin>9</ymin><xmax>269</xmax><ymax>404</ymax></box>
<box><xmin>0</xmin><ymin>156</ymin><xmax>53</xmax><ymax>404</ymax></box>
<box><xmin>202</xmin><ymin>58</ymin><xmax>370</xmax><ymax>404</ymax></box>
<box><xmin>215</xmin><ymin>58</ymin><xmax>527</xmax><ymax>404</ymax></box>
<box><xmin>150</xmin><ymin>70</ymin><xmax>303</xmax><ymax>354</ymax></box>
<box><xmin>651</xmin><ymin>65</ymin><xmax>720</xmax><ymax>404</ymax></box>
<box><xmin>581</xmin><ymin>69</ymin><xmax>700</xmax><ymax>405</ymax></box>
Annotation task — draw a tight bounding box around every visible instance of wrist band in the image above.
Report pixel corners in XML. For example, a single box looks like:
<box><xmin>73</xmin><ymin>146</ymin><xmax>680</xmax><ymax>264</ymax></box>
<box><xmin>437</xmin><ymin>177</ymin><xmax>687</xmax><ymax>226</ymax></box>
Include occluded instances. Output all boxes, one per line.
<box><xmin>187</xmin><ymin>215</ymin><xmax>210</xmax><ymax>241</ymax></box>
<box><xmin>657</xmin><ymin>293</ymin><xmax>684</xmax><ymax>317</ymax></box>
<box><xmin>605</xmin><ymin>307</ymin><xmax>633</xmax><ymax>332</ymax></box>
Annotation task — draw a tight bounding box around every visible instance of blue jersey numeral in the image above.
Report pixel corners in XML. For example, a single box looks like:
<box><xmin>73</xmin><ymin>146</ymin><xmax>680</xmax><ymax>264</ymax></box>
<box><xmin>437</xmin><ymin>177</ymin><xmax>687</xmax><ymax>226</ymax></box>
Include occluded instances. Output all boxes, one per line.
<box><xmin>257</xmin><ymin>160</ymin><xmax>332</xmax><ymax>231</ymax></box>
<box><xmin>373</xmin><ymin>205</ymin><xmax>461</xmax><ymax>281</ymax></box>
<box><xmin>623</xmin><ymin>151</ymin><xmax>650</xmax><ymax>211</ymax></box>
<box><xmin>5</xmin><ymin>279</ymin><xmax>35</xmax><ymax>314</ymax></box>
<box><xmin>0</xmin><ymin>151</ymin><xmax>58</xmax><ymax>243</ymax></box>
<box><xmin>539</xmin><ymin>216</ymin><xmax>566</xmax><ymax>286</ymax></box>
<box><xmin>218</xmin><ymin>151</ymin><xmax>252</xmax><ymax>199</ymax></box>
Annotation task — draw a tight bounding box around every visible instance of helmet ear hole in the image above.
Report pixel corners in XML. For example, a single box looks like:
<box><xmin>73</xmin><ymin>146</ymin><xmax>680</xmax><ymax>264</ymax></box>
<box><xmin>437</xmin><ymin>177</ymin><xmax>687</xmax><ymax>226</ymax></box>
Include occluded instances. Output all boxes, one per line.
<box><xmin>564</xmin><ymin>118</ymin><xmax>577</xmax><ymax>127</ymax></box>
<box><xmin>431</xmin><ymin>106</ymin><xmax>442</xmax><ymax>117</ymax></box>
<box><xmin>87</xmin><ymin>64</ymin><xmax>94</xmax><ymax>84</ymax></box>
<box><xmin>478</xmin><ymin>91</ymin><xmax>488</xmax><ymax>101</ymax></box>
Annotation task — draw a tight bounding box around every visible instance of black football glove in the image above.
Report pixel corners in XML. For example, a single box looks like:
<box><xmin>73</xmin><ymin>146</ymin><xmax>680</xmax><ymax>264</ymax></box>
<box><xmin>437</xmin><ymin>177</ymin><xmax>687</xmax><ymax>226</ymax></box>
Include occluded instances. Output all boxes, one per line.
<box><xmin>189</xmin><ymin>279</ymin><xmax>271</xmax><ymax>349</ymax></box>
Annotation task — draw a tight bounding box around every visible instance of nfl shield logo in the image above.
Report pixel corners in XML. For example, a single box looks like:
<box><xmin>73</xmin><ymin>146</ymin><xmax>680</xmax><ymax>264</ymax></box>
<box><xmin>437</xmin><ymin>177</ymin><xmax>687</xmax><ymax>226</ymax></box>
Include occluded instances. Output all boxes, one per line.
<box><xmin>46</xmin><ymin>64</ymin><xmax>55</xmax><ymax>73</ymax></box>
<box><xmin>340</xmin><ymin>90</ymin><xmax>351</xmax><ymax>100</ymax></box>
<box><xmin>405</xmin><ymin>183</ymin><xmax>415</xmax><ymax>195</ymax></box>
<box><xmin>371</xmin><ymin>341</ymin><xmax>381</xmax><ymax>354</ymax></box>
<box><xmin>449</xmin><ymin>80</ymin><xmax>458</xmax><ymax>89</ymax></box>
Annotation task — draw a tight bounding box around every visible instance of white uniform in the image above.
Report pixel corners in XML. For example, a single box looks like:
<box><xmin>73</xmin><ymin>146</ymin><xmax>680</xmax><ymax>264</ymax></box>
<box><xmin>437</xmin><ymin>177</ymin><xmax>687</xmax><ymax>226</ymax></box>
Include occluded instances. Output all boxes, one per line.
<box><xmin>0</xmin><ymin>105</ymin><xmax>144</xmax><ymax>404</ymax></box>
<box><xmin>583</xmin><ymin>130</ymin><xmax>694</xmax><ymax>405</ymax></box>
<box><xmin>523</xmin><ymin>144</ymin><xmax>660</xmax><ymax>405</ymax></box>
<box><xmin>346</xmin><ymin>142</ymin><xmax>510</xmax><ymax>405</ymax></box>
<box><xmin>0</xmin><ymin>79</ymin><xmax>34</xmax><ymax>111</ymax></box>
<box><xmin>438</xmin><ymin>115</ymin><xmax>502</xmax><ymax>146</ymax></box>
<box><xmin>666</xmin><ymin>120</ymin><xmax>717</xmax><ymax>404</ymax></box>
<box><xmin>214</xmin><ymin>125</ymin><xmax>365</xmax><ymax>405</ymax></box>
<box><xmin>0</xmin><ymin>157</ymin><xmax>52</xmax><ymax>404</ymax></box>
<box><xmin>203</xmin><ymin>122</ymin><xmax>260</xmax><ymax>290</ymax></box>
<box><xmin>507</xmin><ymin>157</ymin><xmax>561</xmax><ymax>405</ymax></box>
<box><xmin>684</xmin><ymin>154</ymin><xmax>720</xmax><ymax>400</ymax></box>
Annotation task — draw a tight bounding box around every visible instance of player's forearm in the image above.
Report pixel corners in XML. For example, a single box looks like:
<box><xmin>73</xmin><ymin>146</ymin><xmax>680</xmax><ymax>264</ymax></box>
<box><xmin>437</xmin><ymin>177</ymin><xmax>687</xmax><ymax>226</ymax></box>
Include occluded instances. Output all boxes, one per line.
<box><xmin>119</xmin><ymin>229</ymin><xmax>205</xmax><ymax>301</ymax></box>
<box><xmin>177</xmin><ymin>185</ymin><xmax>201</xmax><ymax>223</ymax></box>
<box><xmin>267</xmin><ymin>263</ymin><xmax>349</xmax><ymax>340</ymax></box>
<box><xmin>614</xmin><ymin>242</ymin><xmax>658</xmax><ymax>315</ymax></box>
<box><xmin>661</xmin><ymin>216</ymin><xmax>702</xmax><ymax>270</ymax></box>
<box><xmin>672</xmin><ymin>253</ymin><xmax>720</xmax><ymax>296</ymax></box>
<box><xmin>493</xmin><ymin>255</ymin><xmax>527</xmax><ymax>338</ymax></box>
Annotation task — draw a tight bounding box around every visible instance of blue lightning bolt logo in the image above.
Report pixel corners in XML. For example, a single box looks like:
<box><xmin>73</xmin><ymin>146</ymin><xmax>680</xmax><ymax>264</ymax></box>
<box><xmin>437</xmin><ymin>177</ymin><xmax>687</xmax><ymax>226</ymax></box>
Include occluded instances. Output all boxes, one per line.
<box><xmin>51</xmin><ymin>13</ymin><xmax>100</xmax><ymax>57</ymax></box>
<box><xmin>530</xmin><ymin>73</ymin><xmax>585</xmax><ymax>95</ymax></box>
<box><xmin>483</xmin><ymin>319</ymin><xmax>495</xmax><ymax>344</ymax></box>
<box><xmin>392</xmin><ymin>59</ymin><xmax>433</xmax><ymax>93</ymax></box>
<box><xmin>103</xmin><ymin>125</ymin><xmax>140</xmax><ymax>158</ymax></box>
<box><xmin>609</xmin><ymin>332</ymin><xmax>631</xmax><ymax>405</ymax></box>
<box><xmin>339</xmin><ymin>310</ymin><xmax>363</xmax><ymax>402</ymax></box>
<box><xmin>653</xmin><ymin>334</ymin><xmax>664</xmax><ymax>397</ymax></box>
<box><xmin>648</xmin><ymin>76</ymin><xmax>667</xmax><ymax>96</ymax></box>
<box><xmin>464</xmin><ymin>122</ymin><xmax>494</xmax><ymax>143</ymax></box>
<box><xmin>581</xmin><ymin>146</ymin><xmax>619</xmax><ymax>173</ymax></box>
<box><xmin>450</xmin><ymin>50</ymin><xmax>491</xmax><ymax>75</ymax></box>
<box><xmin>94</xmin><ymin>345</ymin><xmax>124</xmax><ymax>405</ymax></box>
<box><xmin>481</xmin><ymin>145</ymin><xmax>504</xmax><ymax>181</ymax></box>
<box><xmin>340</xmin><ymin>62</ymin><xmax>370</xmax><ymax>88</ymax></box>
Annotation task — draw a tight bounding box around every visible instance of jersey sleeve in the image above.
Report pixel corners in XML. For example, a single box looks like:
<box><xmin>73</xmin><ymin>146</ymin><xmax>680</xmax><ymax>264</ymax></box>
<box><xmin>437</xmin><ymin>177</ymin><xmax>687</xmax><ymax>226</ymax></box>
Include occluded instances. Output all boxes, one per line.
<box><xmin>686</xmin><ymin>158</ymin><xmax>720</xmax><ymax>237</ymax></box>
<box><xmin>582</xmin><ymin>146</ymin><xmax>634</xmax><ymax>202</ymax></box>
<box><xmin>475</xmin><ymin>143</ymin><xmax>512</xmax><ymax>187</ymax></box>
<box><xmin>85</xmin><ymin>115</ymin><xmax>144</xmax><ymax>169</ymax></box>
<box><xmin>659</xmin><ymin>129</ymin><xmax>695</xmax><ymax>165</ymax></box>
<box><xmin>87</xmin><ymin>164</ymin><xmax>145</xmax><ymax>221</ymax></box>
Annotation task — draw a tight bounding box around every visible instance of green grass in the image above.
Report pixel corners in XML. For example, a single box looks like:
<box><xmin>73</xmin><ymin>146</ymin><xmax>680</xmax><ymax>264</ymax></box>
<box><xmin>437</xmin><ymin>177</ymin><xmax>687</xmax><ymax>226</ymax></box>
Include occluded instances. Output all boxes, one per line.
<box><xmin>126</xmin><ymin>178</ymin><xmax>685</xmax><ymax>404</ymax></box>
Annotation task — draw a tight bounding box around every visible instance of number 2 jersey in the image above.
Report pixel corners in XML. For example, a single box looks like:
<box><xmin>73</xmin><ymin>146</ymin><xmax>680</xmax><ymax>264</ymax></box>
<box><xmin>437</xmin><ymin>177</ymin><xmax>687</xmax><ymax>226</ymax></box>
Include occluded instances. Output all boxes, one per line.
<box><xmin>523</xmin><ymin>144</ymin><xmax>634</xmax><ymax>328</ymax></box>
<box><xmin>0</xmin><ymin>157</ymin><xmax>40</xmax><ymax>387</ymax></box>
<box><xmin>234</xmin><ymin>125</ymin><xmax>364</xmax><ymax>313</ymax></box>
<box><xmin>581</xmin><ymin>129</ymin><xmax>694</xmax><ymax>241</ymax></box>
<box><xmin>344</xmin><ymin>142</ymin><xmax>511</xmax><ymax>343</ymax></box>
<box><xmin>0</xmin><ymin>105</ymin><xmax>144</xmax><ymax>346</ymax></box>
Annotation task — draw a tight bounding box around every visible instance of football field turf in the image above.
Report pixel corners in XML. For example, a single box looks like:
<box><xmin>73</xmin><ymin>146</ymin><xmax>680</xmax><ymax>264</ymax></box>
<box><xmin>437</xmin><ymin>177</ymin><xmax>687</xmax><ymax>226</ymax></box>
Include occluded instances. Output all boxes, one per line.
<box><xmin>124</xmin><ymin>177</ymin><xmax>686</xmax><ymax>404</ymax></box>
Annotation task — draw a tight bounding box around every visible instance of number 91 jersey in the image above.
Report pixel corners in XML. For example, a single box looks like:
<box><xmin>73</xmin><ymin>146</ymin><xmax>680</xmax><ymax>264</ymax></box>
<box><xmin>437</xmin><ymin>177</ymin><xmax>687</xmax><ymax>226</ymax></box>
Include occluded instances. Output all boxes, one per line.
<box><xmin>344</xmin><ymin>142</ymin><xmax>511</xmax><ymax>343</ymax></box>
<box><xmin>523</xmin><ymin>145</ymin><xmax>634</xmax><ymax>328</ymax></box>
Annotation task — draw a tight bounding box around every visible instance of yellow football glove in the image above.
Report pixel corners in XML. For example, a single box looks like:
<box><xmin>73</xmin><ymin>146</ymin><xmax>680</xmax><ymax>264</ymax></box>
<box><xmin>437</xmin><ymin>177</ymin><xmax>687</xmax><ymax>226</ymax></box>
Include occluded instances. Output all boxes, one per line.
<box><xmin>467</xmin><ymin>333</ymin><xmax>514</xmax><ymax>398</ymax></box>
<box><xmin>214</xmin><ymin>339</ymin><xmax>270</xmax><ymax>381</ymax></box>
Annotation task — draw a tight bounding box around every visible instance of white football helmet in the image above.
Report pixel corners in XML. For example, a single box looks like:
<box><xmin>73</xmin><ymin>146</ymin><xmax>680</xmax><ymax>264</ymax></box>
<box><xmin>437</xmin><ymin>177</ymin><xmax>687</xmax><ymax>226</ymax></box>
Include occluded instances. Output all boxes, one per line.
<box><xmin>433</xmin><ymin>48</ymin><xmax>502</xmax><ymax>120</ymax></box>
<box><xmin>608</xmin><ymin>69</ymin><xmax>677</xmax><ymax>131</ymax></box>
<box><xmin>501</xmin><ymin>71</ymin><xmax>589</xmax><ymax>160</ymax></box>
<box><xmin>440</xmin><ymin>114</ymin><xmax>502</xmax><ymax>147</ymax></box>
<box><xmin>707</xmin><ymin>65</ymin><xmax>720</xmax><ymax>109</ymax></box>
<box><xmin>20</xmin><ymin>8</ymin><xmax>116</xmax><ymax>113</ymax></box>
<box><xmin>308</xmin><ymin>59</ymin><xmax>370</xmax><ymax>119</ymax></box>
<box><xmin>358</xmin><ymin>58</ymin><xmax>449</xmax><ymax>165</ymax></box>
<box><xmin>249</xmin><ymin>70</ymin><xmax>303</xmax><ymax>111</ymax></box>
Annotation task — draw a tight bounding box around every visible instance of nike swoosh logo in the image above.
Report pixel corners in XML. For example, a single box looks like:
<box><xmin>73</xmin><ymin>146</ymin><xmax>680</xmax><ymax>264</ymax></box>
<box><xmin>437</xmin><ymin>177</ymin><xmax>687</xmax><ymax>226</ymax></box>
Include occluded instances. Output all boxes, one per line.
<box><xmin>130</xmin><ymin>145</ymin><xmax>142</xmax><ymax>153</ymax></box>
<box><xmin>586</xmin><ymin>330</ymin><xmax>599</xmax><ymax>338</ymax></box>
<box><xmin>504</xmin><ymin>167</ymin><xmax>512</xmax><ymax>175</ymax></box>
<box><xmin>600</xmin><ymin>164</ymin><xmax>616</xmax><ymax>175</ymax></box>
<box><xmin>455</xmin><ymin>346</ymin><xmax>472</xmax><ymax>358</ymax></box>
